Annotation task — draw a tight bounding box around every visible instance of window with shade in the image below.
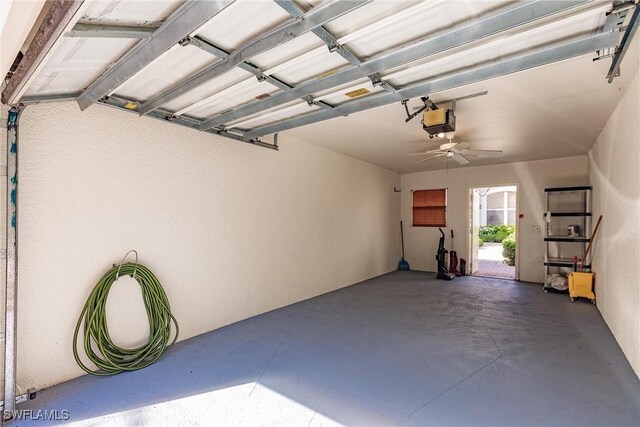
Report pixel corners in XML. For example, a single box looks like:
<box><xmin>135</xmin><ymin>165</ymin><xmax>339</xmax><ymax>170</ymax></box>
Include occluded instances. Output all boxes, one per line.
<box><xmin>412</xmin><ymin>189</ymin><xmax>447</xmax><ymax>227</ymax></box>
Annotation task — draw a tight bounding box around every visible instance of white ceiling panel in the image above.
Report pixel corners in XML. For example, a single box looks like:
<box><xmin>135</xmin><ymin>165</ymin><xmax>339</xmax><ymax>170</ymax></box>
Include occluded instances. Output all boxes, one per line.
<box><xmin>315</xmin><ymin>79</ymin><xmax>386</xmax><ymax>105</ymax></box>
<box><xmin>297</xmin><ymin>0</ymin><xmax>325</xmax><ymax>9</ymax></box>
<box><xmin>323</xmin><ymin>0</ymin><xmax>423</xmax><ymax>40</ymax></box>
<box><xmin>492</xmin><ymin>6</ymin><xmax>608</xmax><ymax>59</ymax></box>
<box><xmin>384</xmin><ymin>54</ymin><xmax>475</xmax><ymax>88</ymax></box>
<box><xmin>216</xmin><ymin>97</ymin><xmax>310</xmax><ymax>128</ymax></box>
<box><xmin>160</xmin><ymin>66</ymin><xmax>255</xmax><ymax>112</ymax></box>
<box><xmin>251</xmin><ymin>33</ymin><xmax>325</xmax><ymax>72</ymax></box>
<box><xmin>338</xmin><ymin>1</ymin><xmax>451</xmax><ymax>58</ymax></box>
<box><xmin>311</xmin><ymin>75</ymin><xmax>370</xmax><ymax>97</ymax></box>
<box><xmin>81</xmin><ymin>0</ymin><xmax>183</xmax><ymax>25</ymax></box>
<box><xmin>226</xmin><ymin>99</ymin><xmax>320</xmax><ymax>129</ymax></box>
<box><xmin>24</xmin><ymin>37</ymin><xmax>138</xmax><ymax>96</ymax></box>
<box><xmin>438</xmin><ymin>0</ymin><xmax>506</xmax><ymax>27</ymax></box>
<box><xmin>196</xmin><ymin>0</ymin><xmax>293</xmax><ymax>52</ymax></box>
<box><xmin>114</xmin><ymin>44</ymin><xmax>221</xmax><ymax>101</ymax></box>
<box><xmin>183</xmin><ymin>77</ymin><xmax>283</xmax><ymax>118</ymax></box>
<box><xmin>267</xmin><ymin>45</ymin><xmax>350</xmax><ymax>85</ymax></box>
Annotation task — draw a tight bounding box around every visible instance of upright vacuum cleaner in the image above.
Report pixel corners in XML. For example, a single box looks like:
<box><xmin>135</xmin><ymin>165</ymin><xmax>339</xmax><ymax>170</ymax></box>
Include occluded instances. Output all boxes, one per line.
<box><xmin>436</xmin><ymin>228</ymin><xmax>455</xmax><ymax>280</ymax></box>
<box><xmin>449</xmin><ymin>230</ymin><xmax>461</xmax><ymax>277</ymax></box>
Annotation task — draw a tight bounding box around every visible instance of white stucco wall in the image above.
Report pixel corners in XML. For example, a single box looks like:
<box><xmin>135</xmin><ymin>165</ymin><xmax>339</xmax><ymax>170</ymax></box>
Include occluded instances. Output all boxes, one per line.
<box><xmin>400</xmin><ymin>156</ymin><xmax>589</xmax><ymax>283</ymax></box>
<box><xmin>11</xmin><ymin>102</ymin><xmax>400</xmax><ymax>390</ymax></box>
<box><xmin>588</xmin><ymin>70</ymin><xmax>640</xmax><ymax>378</ymax></box>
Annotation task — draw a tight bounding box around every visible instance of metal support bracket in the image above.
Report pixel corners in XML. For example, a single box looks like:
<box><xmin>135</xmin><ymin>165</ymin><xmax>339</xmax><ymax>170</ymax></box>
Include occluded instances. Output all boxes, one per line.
<box><xmin>368</xmin><ymin>74</ymin><xmax>382</xmax><ymax>87</ymax></box>
<box><xmin>593</xmin><ymin>50</ymin><xmax>615</xmax><ymax>61</ymax></box>
<box><xmin>97</xmin><ymin>96</ymin><xmax>278</xmax><ymax>150</ymax></box>
<box><xmin>607</xmin><ymin>0</ymin><xmax>636</xmax><ymax>16</ymax></box>
<box><xmin>247</xmin><ymin>138</ymin><xmax>280</xmax><ymax>150</ymax></box>
<box><xmin>66</xmin><ymin>22</ymin><xmax>159</xmax><ymax>38</ymax></box>
<box><xmin>403</xmin><ymin>97</ymin><xmax>437</xmax><ymax>123</ymax></box>
<box><xmin>606</xmin><ymin>2</ymin><xmax>639</xmax><ymax>82</ymax></box>
<box><xmin>368</xmin><ymin>74</ymin><xmax>397</xmax><ymax>92</ymax></box>
<box><xmin>604</xmin><ymin>0</ymin><xmax>631</xmax><ymax>30</ymax></box>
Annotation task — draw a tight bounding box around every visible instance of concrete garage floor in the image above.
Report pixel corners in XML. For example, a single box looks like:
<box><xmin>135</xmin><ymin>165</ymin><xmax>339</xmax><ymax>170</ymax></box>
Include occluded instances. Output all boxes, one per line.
<box><xmin>15</xmin><ymin>271</ymin><xmax>640</xmax><ymax>426</ymax></box>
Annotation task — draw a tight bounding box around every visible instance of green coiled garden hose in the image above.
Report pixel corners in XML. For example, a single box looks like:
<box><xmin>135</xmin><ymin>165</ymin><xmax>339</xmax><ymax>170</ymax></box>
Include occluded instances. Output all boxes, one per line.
<box><xmin>73</xmin><ymin>258</ymin><xmax>179</xmax><ymax>376</ymax></box>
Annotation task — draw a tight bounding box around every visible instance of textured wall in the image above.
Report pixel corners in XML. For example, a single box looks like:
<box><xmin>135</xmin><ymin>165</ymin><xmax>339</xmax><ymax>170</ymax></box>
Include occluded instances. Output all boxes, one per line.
<box><xmin>400</xmin><ymin>156</ymin><xmax>589</xmax><ymax>283</ymax></box>
<box><xmin>589</xmin><ymin>70</ymin><xmax>640</xmax><ymax>378</ymax></box>
<box><xmin>13</xmin><ymin>102</ymin><xmax>400</xmax><ymax>390</ymax></box>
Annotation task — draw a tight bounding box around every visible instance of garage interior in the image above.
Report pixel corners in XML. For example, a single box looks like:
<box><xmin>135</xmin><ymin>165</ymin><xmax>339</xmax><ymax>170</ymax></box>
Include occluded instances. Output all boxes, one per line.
<box><xmin>0</xmin><ymin>0</ymin><xmax>639</xmax><ymax>425</ymax></box>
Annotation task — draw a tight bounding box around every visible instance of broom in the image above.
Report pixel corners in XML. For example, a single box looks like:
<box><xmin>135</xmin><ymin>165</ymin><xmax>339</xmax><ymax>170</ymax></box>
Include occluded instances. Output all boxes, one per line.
<box><xmin>579</xmin><ymin>215</ymin><xmax>603</xmax><ymax>271</ymax></box>
<box><xmin>398</xmin><ymin>221</ymin><xmax>410</xmax><ymax>271</ymax></box>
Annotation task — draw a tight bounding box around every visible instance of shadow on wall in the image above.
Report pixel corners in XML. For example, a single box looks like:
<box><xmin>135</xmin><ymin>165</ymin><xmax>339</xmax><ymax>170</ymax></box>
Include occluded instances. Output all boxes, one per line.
<box><xmin>587</xmin><ymin>70</ymin><xmax>640</xmax><ymax>377</ymax></box>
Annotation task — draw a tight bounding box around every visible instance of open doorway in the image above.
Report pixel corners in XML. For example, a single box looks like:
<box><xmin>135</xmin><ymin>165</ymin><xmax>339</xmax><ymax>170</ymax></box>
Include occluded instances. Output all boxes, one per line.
<box><xmin>469</xmin><ymin>185</ymin><xmax>517</xmax><ymax>280</ymax></box>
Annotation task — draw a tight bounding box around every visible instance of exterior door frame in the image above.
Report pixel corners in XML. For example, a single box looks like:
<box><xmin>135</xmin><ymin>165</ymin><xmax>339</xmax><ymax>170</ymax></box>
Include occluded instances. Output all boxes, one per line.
<box><xmin>467</xmin><ymin>183</ymin><xmax>520</xmax><ymax>280</ymax></box>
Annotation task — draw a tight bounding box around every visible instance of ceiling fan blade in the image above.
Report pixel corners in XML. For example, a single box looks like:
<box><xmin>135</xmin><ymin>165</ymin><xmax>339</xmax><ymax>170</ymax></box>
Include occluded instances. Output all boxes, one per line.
<box><xmin>461</xmin><ymin>149</ymin><xmax>503</xmax><ymax>157</ymax></box>
<box><xmin>408</xmin><ymin>150</ymin><xmax>444</xmax><ymax>156</ymax></box>
<box><xmin>453</xmin><ymin>153</ymin><xmax>470</xmax><ymax>165</ymax></box>
<box><xmin>415</xmin><ymin>154</ymin><xmax>445</xmax><ymax>165</ymax></box>
<box><xmin>440</xmin><ymin>142</ymin><xmax>457</xmax><ymax>151</ymax></box>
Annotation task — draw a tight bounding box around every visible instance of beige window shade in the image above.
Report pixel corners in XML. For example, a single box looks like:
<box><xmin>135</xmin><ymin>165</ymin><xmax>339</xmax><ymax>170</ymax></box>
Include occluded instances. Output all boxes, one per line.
<box><xmin>413</xmin><ymin>189</ymin><xmax>447</xmax><ymax>227</ymax></box>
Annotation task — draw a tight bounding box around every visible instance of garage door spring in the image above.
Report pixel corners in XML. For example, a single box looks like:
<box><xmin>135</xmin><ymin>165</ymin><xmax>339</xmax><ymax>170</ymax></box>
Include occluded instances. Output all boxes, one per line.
<box><xmin>73</xmin><ymin>251</ymin><xmax>179</xmax><ymax>375</ymax></box>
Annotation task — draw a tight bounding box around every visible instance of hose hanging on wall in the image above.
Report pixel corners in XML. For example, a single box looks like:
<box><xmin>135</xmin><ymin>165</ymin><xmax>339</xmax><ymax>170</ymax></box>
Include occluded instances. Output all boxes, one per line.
<box><xmin>73</xmin><ymin>251</ymin><xmax>179</xmax><ymax>376</ymax></box>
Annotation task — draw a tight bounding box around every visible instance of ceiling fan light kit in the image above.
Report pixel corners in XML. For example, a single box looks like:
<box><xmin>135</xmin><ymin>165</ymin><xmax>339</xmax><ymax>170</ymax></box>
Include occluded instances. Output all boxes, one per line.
<box><xmin>410</xmin><ymin>138</ymin><xmax>503</xmax><ymax>166</ymax></box>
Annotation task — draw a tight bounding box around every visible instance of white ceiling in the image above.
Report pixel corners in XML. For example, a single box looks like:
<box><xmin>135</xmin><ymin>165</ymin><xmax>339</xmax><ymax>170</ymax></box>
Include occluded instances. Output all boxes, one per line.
<box><xmin>286</xmin><ymin>36</ymin><xmax>639</xmax><ymax>174</ymax></box>
<box><xmin>12</xmin><ymin>0</ymin><xmax>640</xmax><ymax>174</ymax></box>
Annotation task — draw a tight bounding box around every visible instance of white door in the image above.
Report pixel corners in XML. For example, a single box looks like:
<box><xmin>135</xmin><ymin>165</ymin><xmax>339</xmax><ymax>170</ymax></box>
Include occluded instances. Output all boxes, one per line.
<box><xmin>469</xmin><ymin>189</ymin><xmax>480</xmax><ymax>274</ymax></box>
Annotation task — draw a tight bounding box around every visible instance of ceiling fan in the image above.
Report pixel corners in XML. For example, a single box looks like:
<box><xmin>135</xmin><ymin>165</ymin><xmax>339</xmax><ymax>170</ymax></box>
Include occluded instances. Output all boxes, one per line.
<box><xmin>410</xmin><ymin>139</ymin><xmax>503</xmax><ymax>165</ymax></box>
